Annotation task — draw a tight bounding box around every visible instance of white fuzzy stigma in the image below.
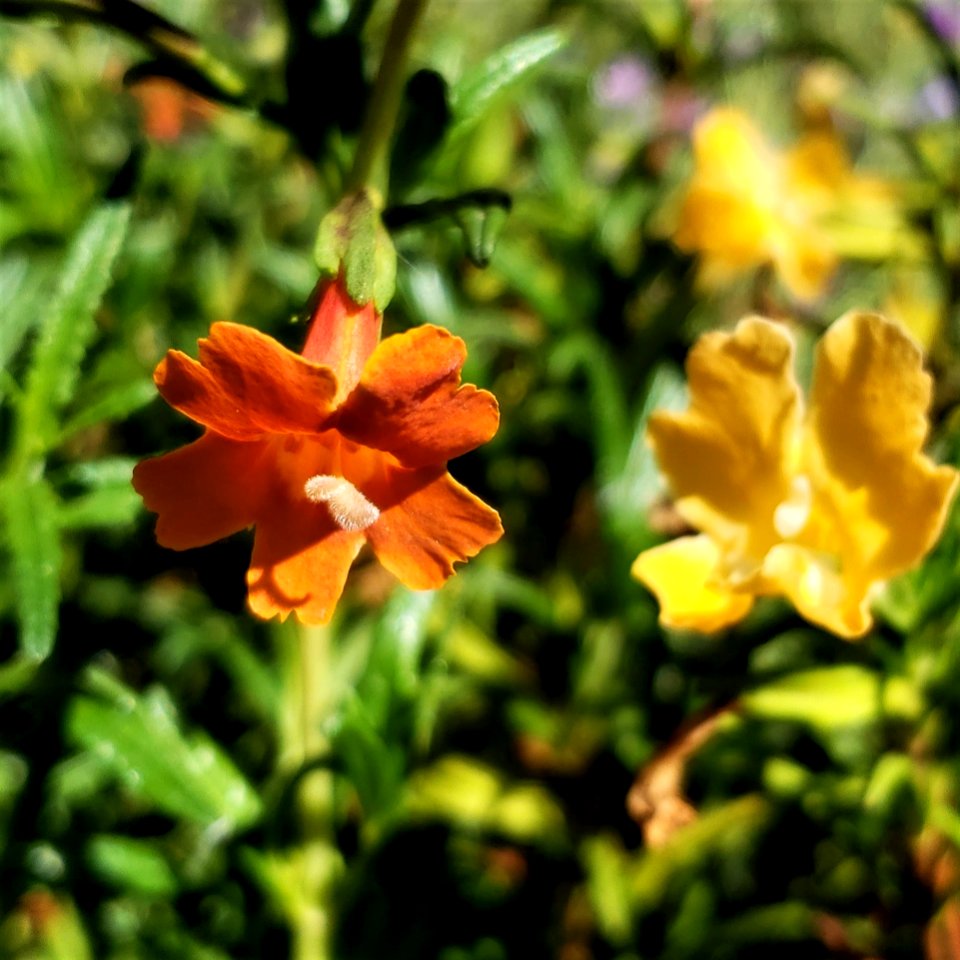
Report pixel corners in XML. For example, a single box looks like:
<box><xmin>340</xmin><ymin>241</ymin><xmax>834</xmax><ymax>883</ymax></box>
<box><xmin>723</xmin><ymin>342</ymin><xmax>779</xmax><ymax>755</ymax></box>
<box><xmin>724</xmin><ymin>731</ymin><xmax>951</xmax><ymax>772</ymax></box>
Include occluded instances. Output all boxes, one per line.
<box><xmin>304</xmin><ymin>475</ymin><xmax>380</xmax><ymax>532</ymax></box>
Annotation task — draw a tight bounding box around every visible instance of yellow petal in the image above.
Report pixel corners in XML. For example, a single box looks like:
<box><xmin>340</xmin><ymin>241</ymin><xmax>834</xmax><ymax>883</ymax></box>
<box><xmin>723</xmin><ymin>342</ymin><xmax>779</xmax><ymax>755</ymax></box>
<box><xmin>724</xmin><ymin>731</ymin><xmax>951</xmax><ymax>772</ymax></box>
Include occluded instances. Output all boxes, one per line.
<box><xmin>632</xmin><ymin>535</ymin><xmax>754</xmax><ymax>632</ymax></box>
<box><xmin>770</xmin><ymin>227</ymin><xmax>837</xmax><ymax>303</ymax></box>
<box><xmin>784</xmin><ymin>131</ymin><xmax>850</xmax><ymax>204</ymax></box>
<box><xmin>674</xmin><ymin>109</ymin><xmax>779</xmax><ymax>271</ymax></box>
<box><xmin>761</xmin><ymin>543</ymin><xmax>872</xmax><ymax>639</ymax></box>
<box><xmin>688</xmin><ymin>108</ymin><xmax>776</xmax><ymax>193</ymax></box>
<box><xmin>648</xmin><ymin>316</ymin><xmax>801</xmax><ymax>562</ymax></box>
<box><xmin>806</xmin><ymin>310</ymin><xmax>958</xmax><ymax>586</ymax></box>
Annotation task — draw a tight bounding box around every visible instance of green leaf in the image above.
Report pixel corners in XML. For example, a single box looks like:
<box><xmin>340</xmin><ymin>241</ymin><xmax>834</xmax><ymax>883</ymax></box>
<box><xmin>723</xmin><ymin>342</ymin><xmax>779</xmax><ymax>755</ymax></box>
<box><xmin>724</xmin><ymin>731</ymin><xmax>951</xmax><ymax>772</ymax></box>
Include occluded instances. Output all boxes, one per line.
<box><xmin>333</xmin><ymin>696</ymin><xmax>406</xmax><ymax>819</ymax></box>
<box><xmin>631</xmin><ymin>795</ymin><xmax>771</xmax><ymax>913</ymax></box>
<box><xmin>59</xmin><ymin>378</ymin><xmax>156</xmax><ymax>441</ymax></box>
<box><xmin>66</xmin><ymin>670</ymin><xmax>262</xmax><ymax>832</ymax></box>
<box><xmin>600</xmin><ymin>363</ymin><xmax>687</xmax><ymax>553</ymax></box>
<box><xmin>57</xmin><ymin>485</ymin><xmax>143</xmax><ymax>531</ymax></box>
<box><xmin>2</xmin><ymin>474</ymin><xmax>61</xmax><ymax>660</ymax></box>
<box><xmin>549</xmin><ymin>332</ymin><xmax>632</xmax><ymax>485</ymax></box>
<box><xmin>0</xmin><ymin>254</ymin><xmax>52</xmax><ymax>399</ymax></box>
<box><xmin>406</xmin><ymin>755</ymin><xmax>566</xmax><ymax>844</ymax></box>
<box><xmin>61</xmin><ymin>456</ymin><xmax>141</xmax><ymax>488</ymax></box>
<box><xmin>582</xmin><ymin>835</ymin><xmax>634</xmax><ymax>944</ymax></box>
<box><xmin>448</xmin><ymin>28</ymin><xmax>568</xmax><ymax>143</ymax></box>
<box><xmin>18</xmin><ymin>202</ymin><xmax>131</xmax><ymax>455</ymax></box>
<box><xmin>86</xmin><ymin>835</ymin><xmax>178</xmax><ymax>897</ymax></box>
<box><xmin>742</xmin><ymin>665</ymin><xmax>881</xmax><ymax>729</ymax></box>
<box><xmin>56</xmin><ymin>457</ymin><xmax>142</xmax><ymax>531</ymax></box>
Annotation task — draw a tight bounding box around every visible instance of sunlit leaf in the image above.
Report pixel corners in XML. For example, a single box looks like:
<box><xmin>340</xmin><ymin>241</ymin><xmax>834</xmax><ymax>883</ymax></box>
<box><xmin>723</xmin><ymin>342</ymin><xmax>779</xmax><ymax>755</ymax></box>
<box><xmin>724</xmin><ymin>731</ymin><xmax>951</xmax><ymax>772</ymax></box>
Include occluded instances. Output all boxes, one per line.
<box><xmin>19</xmin><ymin>201</ymin><xmax>131</xmax><ymax>455</ymax></box>
<box><xmin>742</xmin><ymin>665</ymin><xmax>882</xmax><ymax>729</ymax></box>
<box><xmin>447</xmin><ymin>28</ymin><xmax>568</xmax><ymax>143</ymax></box>
<box><xmin>57</xmin><ymin>485</ymin><xmax>143</xmax><ymax>530</ymax></box>
<box><xmin>406</xmin><ymin>755</ymin><xmax>566</xmax><ymax>844</ymax></box>
<box><xmin>66</xmin><ymin>669</ymin><xmax>262</xmax><ymax>832</ymax></box>
<box><xmin>86</xmin><ymin>834</ymin><xmax>178</xmax><ymax>897</ymax></box>
<box><xmin>0</xmin><ymin>254</ymin><xmax>51</xmax><ymax>400</ymax></box>
<box><xmin>3</xmin><ymin>474</ymin><xmax>61</xmax><ymax>660</ymax></box>
<box><xmin>57</xmin><ymin>458</ymin><xmax>142</xmax><ymax>530</ymax></box>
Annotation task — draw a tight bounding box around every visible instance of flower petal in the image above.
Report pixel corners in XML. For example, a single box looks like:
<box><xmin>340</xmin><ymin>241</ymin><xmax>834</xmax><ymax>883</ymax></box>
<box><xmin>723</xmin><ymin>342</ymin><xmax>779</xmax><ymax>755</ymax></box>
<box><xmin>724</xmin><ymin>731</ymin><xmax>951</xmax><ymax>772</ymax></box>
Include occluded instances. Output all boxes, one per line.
<box><xmin>365</xmin><ymin>466</ymin><xmax>503</xmax><ymax>589</ymax></box>
<box><xmin>246</xmin><ymin>494</ymin><xmax>365</xmax><ymax>624</ymax></box>
<box><xmin>648</xmin><ymin>317</ymin><xmax>801</xmax><ymax>562</ymax></box>
<box><xmin>632</xmin><ymin>535</ymin><xmax>754</xmax><ymax>632</ymax></box>
<box><xmin>761</xmin><ymin>543</ymin><xmax>871</xmax><ymax>639</ymax></box>
<box><xmin>771</xmin><ymin>231</ymin><xmax>836</xmax><ymax>303</ymax></box>
<box><xmin>132</xmin><ymin>432</ymin><xmax>270</xmax><ymax>550</ymax></box>
<box><xmin>336</xmin><ymin>325</ymin><xmax>500</xmax><ymax>468</ymax></box>
<box><xmin>807</xmin><ymin>311</ymin><xmax>958</xmax><ymax>584</ymax></box>
<box><xmin>155</xmin><ymin>322</ymin><xmax>338</xmax><ymax>440</ymax></box>
<box><xmin>674</xmin><ymin>109</ymin><xmax>779</xmax><ymax>271</ymax></box>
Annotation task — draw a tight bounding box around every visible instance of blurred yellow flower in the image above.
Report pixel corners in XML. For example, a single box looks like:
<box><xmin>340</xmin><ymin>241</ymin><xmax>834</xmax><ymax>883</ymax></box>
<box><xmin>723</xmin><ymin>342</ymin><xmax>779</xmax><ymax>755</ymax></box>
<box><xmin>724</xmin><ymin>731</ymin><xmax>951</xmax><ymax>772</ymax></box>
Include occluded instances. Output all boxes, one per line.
<box><xmin>632</xmin><ymin>312</ymin><xmax>958</xmax><ymax>638</ymax></box>
<box><xmin>673</xmin><ymin>108</ymin><xmax>893</xmax><ymax>301</ymax></box>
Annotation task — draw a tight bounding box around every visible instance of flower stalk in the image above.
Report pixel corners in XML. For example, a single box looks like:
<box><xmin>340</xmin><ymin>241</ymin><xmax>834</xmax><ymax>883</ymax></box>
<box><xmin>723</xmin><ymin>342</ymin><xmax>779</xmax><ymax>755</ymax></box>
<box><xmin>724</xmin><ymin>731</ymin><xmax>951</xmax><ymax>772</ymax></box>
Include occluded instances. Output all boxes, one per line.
<box><xmin>276</xmin><ymin>620</ymin><xmax>342</xmax><ymax>960</ymax></box>
<box><xmin>346</xmin><ymin>0</ymin><xmax>430</xmax><ymax>192</ymax></box>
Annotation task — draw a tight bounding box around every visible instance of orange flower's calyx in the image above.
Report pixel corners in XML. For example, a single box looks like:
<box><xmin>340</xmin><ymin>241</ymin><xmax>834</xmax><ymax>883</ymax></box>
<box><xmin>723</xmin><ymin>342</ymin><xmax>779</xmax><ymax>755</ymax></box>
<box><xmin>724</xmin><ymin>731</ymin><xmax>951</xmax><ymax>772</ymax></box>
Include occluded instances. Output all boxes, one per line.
<box><xmin>314</xmin><ymin>189</ymin><xmax>396</xmax><ymax>313</ymax></box>
<box><xmin>304</xmin><ymin>475</ymin><xmax>381</xmax><ymax>532</ymax></box>
<box><xmin>633</xmin><ymin>311</ymin><xmax>958</xmax><ymax>639</ymax></box>
<box><xmin>133</xmin><ymin>283</ymin><xmax>502</xmax><ymax>625</ymax></box>
<box><xmin>301</xmin><ymin>277</ymin><xmax>381</xmax><ymax>403</ymax></box>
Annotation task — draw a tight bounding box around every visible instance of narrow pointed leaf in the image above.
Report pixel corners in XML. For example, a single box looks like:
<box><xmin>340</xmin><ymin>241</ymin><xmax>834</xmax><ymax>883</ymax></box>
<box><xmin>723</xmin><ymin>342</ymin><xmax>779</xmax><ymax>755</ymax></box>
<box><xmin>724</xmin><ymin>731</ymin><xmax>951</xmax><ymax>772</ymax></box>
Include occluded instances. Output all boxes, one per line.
<box><xmin>0</xmin><ymin>255</ymin><xmax>51</xmax><ymax>400</ymax></box>
<box><xmin>66</xmin><ymin>673</ymin><xmax>262</xmax><ymax>832</ymax></box>
<box><xmin>448</xmin><ymin>28</ymin><xmax>568</xmax><ymax>143</ymax></box>
<box><xmin>59</xmin><ymin>378</ymin><xmax>156</xmax><ymax>441</ymax></box>
<box><xmin>19</xmin><ymin>202</ymin><xmax>131</xmax><ymax>454</ymax></box>
<box><xmin>3</xmin><ymin>475</ymin><xmax>61</xmax><ymax>660</ymax></box>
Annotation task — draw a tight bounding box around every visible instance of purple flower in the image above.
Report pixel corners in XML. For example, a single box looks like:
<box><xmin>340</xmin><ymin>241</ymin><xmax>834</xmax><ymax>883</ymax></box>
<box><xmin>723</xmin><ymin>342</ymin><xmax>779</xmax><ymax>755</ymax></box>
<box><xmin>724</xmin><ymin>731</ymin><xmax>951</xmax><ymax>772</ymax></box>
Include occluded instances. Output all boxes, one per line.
<box><xmin>594</xmin><ymin>56</ymin><xmax>654</xmax><ymax>108</ymax></box>
<box><xmin>926</xmin><ymin>0</ymin><xmax>960</xmax><ymax>45</ymax></box>
<box><xmin>918</xmin><ymin>75</ymin><xmax>960</xmax><ymax>120</ymax></box>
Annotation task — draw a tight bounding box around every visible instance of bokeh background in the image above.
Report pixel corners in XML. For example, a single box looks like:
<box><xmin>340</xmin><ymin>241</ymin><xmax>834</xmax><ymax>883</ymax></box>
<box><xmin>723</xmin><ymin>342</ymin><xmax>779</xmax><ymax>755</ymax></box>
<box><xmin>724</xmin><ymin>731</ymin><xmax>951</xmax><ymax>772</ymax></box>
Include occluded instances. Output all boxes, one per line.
<box><xmin>2</xmin><ymin>0</ymin><xmax>960</xmax><ymax>957</ymax></box>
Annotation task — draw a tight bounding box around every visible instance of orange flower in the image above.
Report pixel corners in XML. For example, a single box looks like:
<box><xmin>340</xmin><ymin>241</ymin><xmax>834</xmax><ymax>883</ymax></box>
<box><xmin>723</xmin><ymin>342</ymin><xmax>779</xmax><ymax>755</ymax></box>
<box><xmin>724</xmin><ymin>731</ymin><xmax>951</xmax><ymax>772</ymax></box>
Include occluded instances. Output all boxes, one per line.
<box><xmin>130</xmin><ymin>77</ymin><xmax>217</xmax><ymax>143</ymax></box>
<box><xmin>133</xmin><ymin>280</ymin><xmax>503</xmax><ymax>624</ymax></box>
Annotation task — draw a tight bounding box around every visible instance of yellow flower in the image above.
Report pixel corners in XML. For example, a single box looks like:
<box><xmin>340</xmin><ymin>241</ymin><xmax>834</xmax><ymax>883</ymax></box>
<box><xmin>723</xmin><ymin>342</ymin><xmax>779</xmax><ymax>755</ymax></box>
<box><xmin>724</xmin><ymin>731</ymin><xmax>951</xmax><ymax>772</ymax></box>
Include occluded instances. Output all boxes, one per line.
<box><xmin>673</xmin><ymin>108</ymin><xmax>889</xmax><ymax>301</ymax></box>
<box><xmin>632</xmin><ymin>312</ymin><xmax>958</xmax><ymax>638</ymax></box>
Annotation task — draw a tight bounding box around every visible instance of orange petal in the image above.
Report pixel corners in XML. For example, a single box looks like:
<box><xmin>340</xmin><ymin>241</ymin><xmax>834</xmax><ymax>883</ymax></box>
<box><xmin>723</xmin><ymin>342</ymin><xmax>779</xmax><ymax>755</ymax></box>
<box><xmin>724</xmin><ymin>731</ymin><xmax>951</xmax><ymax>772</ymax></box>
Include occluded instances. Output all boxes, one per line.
<box><xmin>365</xmin><ymin>466</ymin><xmax>503</xmax><ymax>589</ymax></box>
<box><xmin>632</xmin><ymin>535</ymin><xmax>754</xmax><ymax>632</ymax></box>
<box><xmin>649</xmin><ymin>316</ymin><xmax>801</xmax><ymax>561</ymax></box>
<box><xmin>806</xmin><ymin>311</ymin><xmax>959</xmax><ymax>584</ymax></box>
<box><xmin>246</xmin><ymin>494</ymin><xmax>364</xmax><ymax>624</ymax></box>
<box><xmin>156</xmin><ymin>323</ymin><xmax>338</xmax><ymax>440</ymax></box>
<box><xmin>132</xmin><ymin>432</ymin><xmax>271</xmax><ymax>550</ymax></box>
<box><xmin>336</xmin><ymin>325</ymin><xmax>500</xmax><ymax>468</ymax></box>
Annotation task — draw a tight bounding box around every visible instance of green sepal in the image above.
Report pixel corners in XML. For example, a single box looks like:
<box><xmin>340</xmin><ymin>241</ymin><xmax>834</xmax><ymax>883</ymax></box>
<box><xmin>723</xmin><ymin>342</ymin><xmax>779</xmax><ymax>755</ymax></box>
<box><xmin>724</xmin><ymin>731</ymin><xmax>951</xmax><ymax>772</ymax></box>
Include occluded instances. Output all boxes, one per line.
<box><xmin>313</xmin><ymin>189</ymin><xmax>397</xmax><ymax>312</ymax></box>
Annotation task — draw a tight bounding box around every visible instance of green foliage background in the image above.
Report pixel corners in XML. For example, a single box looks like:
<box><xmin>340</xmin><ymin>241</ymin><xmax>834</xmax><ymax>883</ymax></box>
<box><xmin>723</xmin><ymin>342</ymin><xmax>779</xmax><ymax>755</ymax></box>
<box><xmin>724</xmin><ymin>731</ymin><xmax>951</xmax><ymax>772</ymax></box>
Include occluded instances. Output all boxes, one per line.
<box><xmin>1</xmin><ymin>0</ymin><xmax>960</xmax><ymax>958</ymax></box>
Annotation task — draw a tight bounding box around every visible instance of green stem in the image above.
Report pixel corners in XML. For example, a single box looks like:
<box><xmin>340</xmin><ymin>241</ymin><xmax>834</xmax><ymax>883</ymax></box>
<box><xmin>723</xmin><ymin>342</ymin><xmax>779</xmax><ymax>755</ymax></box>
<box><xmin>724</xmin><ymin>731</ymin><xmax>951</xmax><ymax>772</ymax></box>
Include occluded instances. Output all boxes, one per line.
<box><xmin>281</xmin><ymin>622</ymin><xmax>340</xmax><ymax>960</ymax></box>
<box><xmin>346</xmin><ymin>0</ymin><xmax>430</xmax><ymax>192</ymax></box>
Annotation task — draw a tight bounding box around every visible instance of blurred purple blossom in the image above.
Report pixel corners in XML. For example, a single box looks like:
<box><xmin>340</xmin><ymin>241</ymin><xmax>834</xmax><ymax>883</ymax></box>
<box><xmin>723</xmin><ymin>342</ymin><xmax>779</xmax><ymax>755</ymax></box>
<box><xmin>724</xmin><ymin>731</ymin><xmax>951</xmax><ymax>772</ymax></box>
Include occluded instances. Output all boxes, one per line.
<box><xmin>926</xmin><ymin>0</ymin><xmax>960</xmax><ymax>45</ymax></box>
<box><xmin>918</xmin><ymin>75</ymin><xmax>960</xmax><ymax>120</ymax></box>
<box><xmin>593</xmin><ymin>55</ymin><xmax>654</xmax><ymax>108</ymax></box>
